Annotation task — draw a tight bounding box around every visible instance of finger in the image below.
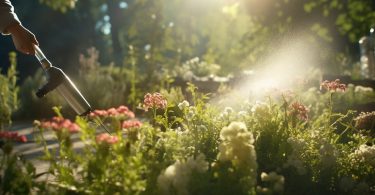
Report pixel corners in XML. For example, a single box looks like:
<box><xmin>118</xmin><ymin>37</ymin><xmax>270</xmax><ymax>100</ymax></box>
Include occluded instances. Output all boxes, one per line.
<box><xmin>31</xmin><ymin>34</ymin><xmax>39</xmax><ymax>46</ymax></box>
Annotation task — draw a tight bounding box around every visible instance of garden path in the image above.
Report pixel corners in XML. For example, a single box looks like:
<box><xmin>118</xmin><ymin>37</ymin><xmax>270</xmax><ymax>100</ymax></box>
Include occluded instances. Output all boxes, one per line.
<box><xmin>10</xmin><ymin>121</ymin><xmax>86</xmax><ymax>180</ymax></box>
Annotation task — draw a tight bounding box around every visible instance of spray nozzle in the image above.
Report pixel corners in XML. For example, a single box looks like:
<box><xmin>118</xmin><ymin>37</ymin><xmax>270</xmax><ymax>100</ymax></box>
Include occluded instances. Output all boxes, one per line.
<box><xmin>36</xmin><ymin>66</ymin><xmax>65</xmax><ymax>98</ymax></box>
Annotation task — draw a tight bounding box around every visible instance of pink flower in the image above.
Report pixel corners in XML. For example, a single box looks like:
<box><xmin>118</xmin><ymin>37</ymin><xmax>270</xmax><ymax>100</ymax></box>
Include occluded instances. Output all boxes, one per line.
<box><xmin>40</xmin><ymin>117</ymin><xmax>80</xmax><ymax>133</ymax></box>
<box><xmin>107</xmin><ymin>108</ymin><xmax>119</xmax><ymax>116</ymax></box>
<box><xmin>122</xmin><ymin>120</ymin><xmax>142</xmax><ymax>129</ymax></box>
<box><xmin>89</xmin><ymin>106</ymin><xmax>135</xmax><ymax>118</ymax></box>
<box><xmin>143</xmin><ymin>92</ymin><xmax>167</xmax><ymax>111</ymax></box>
<box><xmin>96</xmin><ymin>133</ymin><xmax>119</xmax><ymax>144</ymax></box>
<box><xmin>117</xmin><ymin>105</ymin><xmax>129</xmax><ymax>113</ymax></box>
<box><xmin>289</xmin><ymin>102</ymin><xmax>309</xmax><ymax>121</ymax></box>
<box><xmin>0</xmin><ymin>131</ymin><xmax>27</xmax><ymax>142</ymax></box>
<box><xmin>320</xmin><ymin>79</ymin><xmax>346</xmax><ymax>92</ymax></box>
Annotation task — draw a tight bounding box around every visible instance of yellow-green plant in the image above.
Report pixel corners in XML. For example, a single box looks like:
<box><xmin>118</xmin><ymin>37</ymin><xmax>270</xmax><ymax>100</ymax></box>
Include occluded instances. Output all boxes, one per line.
<box><xmin>0</xmin><ymin>52</ymin><xmax>19</xmax><ymax>129</ymax></box>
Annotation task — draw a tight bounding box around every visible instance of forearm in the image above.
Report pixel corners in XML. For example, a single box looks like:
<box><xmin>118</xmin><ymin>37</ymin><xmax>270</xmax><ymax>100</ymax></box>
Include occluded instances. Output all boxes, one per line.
<box><xmin>0</xmin><ymin>0</ymin><xmax>20</xmax><ymax>34</ymax></box>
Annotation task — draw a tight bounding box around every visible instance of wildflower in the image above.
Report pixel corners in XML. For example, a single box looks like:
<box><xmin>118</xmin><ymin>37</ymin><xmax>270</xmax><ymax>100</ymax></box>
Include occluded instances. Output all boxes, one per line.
<box><xmin>157</xmin><ymin>154</ymin><xmax>208</xmax><ymax>195</ymax></box>
<box><xmin>143</xmin><ymin>92</ymin><xmax>167</xmax><ymax>111</ymax></box>
<box><xmin>218</xmin><ymin>122</ymin><xmax>257</xmax><ymax>184</ymax></box>
<box><xmin>349</xmin><ymin>144</ymin><xmax>375</xmax><ymax>166</ymax></box>
<box><xmin>40</xmin><ymin>117</ymin><xmax>80</xmax><ymax>133</ymax></box>
<box><xmin>288</xmin><ymin>102</ymin><xmax>309</xmax><ymax>121</ymax></box>
<box><xmin>250</xmin><ymin>101</ymin><xmax>270</xmax><ymax>119</ymax></box>
<box><xmin>238</xmin><ymin>111</ymin><xmax>247</xmax><ymax>118</ymax></box>
<box><xmin>96</xmin><ymin>133</ymin><xmax>119</xmax><ymax>144</ymax></box>
<box><xmin>224</xmin><ymin>107</ymin><xmax>234</xmax><ymax>114</ymax></box>
<box><xmin>320</xmin><ymin>79</ymin><xmax>346</xmax><ymax>92</ymax></box>
<box><xmin>319</xmin><ymin>140</ymin><xmax>337</xmax><ymax>168</ymax></box>
<box><xmin>260</xmin><ymin>172</ymin><xmax>285</xmax><ymax>193</ymax></box>
<box><xmin>186</xmin><ymin>106</ymin><xmax>196</xmax><ymax>120</ymax></box>
<box><xmin>354</xmin><ymin>85</ymin><xmax>373</xmax><ymax>93</ymax></box>
<box><xmin>0</xmin><ymin>131</ymin><xmax>27</xmax><ymax>143</ymax></box>
<box><xmin>89</xmin><ymin>105</ymin><xmax>135</xmax><ymax>118</ymax></box>
<box><xmin>122</xmin><ymin>120</ymin><xmax>142</xmax><ymax>129</ymax></box>
<box><xmin>354</xmin><ymin>111</ymin><xmax>375</xmax><ymax>130</ymax></box>
<box><xmin>178</xmin><ymin>100</ymin><xmax>190</xmax><ymax>110</ymax></box>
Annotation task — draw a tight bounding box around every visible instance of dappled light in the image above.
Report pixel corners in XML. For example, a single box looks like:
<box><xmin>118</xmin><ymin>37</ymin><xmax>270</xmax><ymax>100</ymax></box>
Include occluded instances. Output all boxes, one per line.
<box><xmin>1</xmin><ymin>0</ymin><xmax>375</xmax><ymax>194</ymax></box>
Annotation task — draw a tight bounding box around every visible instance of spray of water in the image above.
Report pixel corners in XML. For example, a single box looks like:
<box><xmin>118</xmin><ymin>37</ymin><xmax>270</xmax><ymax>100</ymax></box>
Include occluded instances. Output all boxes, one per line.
<box><xmin>211</xmin><ymin>34</ymin><xmax>321</xmax><ymax>108</ymax></box>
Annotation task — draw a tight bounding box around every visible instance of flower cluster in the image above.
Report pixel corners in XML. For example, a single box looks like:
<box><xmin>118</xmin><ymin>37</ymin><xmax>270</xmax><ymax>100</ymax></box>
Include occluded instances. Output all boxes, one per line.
<box><xmin>143</xmin><ymin>92</ymin><xmax>167</xmax><ymax>111</ymax></box>
<box><xmin>320</xmin><ymin>79</ymin><xmax>346</xmax><ymax>92</ymax></box>
<box><xmin>350</xmin><ymin>144</ymin><xmax>375</xmax><ymax>167</ymax></box>
<box><xmin>354</xmin><ymin>85</ymin><xmax>373</xmax><ymax>93</ymax></box>
<box><xmin>40</xmin><ymin>117</ymin><xmax>80</xmax><ymax>133</ymax></box>
<box><xmin>178</xmin><ymin>100</ymin><xmax>189</xmax><ymax>110</ymax></box>
<box><xmin>96</xmin><ymin>133</ymin><xmax>119</xmax><ymax>144</ymax></box>
<box><xmin>0</xmin><ymin>131</ymin><xmax>27</xmax><ymax>143</ymax></box>
<box><xmin>89</xmin><ymin>105</ymin><xmax>135</xmax><ymax>118</ymax></box>
<box><xmin>284</xmin><ymin>137</ymin><xmax>307</xmax><ymax>175</ymax></box>
<box><xmin>318</xmin><ymin>139</ymin><xmax>337</xmax><ymax>168</ymax></box>
<box><xmin>122</xmin><ymin>120</ymin><xmax>142</xmax><ymax>129</ymax></box>
<box><xmin>257</xmin><ymin>172</ymin><xmax>285</xmax><ymax>194</ymax></box>
<box><xmin>288</xmin><ymin>102</ymin><xmax>309</xmax><ymax>121</ymax></box>
<box><xmin>157</xmin><ymin>154</ymin><xmax>208</xmax><ymax>195</ymax></box>
<box><xmin>218</xmin><ymin>121</ymin><xmax>257</xmax><ymax>181</ymax></box>
<box><xmin>354</xmin><ymin>111</ymin><xmax>375</xmax><ymax>130</ymax></box>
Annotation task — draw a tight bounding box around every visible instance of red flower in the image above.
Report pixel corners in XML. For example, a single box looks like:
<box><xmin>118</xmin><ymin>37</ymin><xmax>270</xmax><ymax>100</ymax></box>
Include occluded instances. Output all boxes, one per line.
<box><xmin>143</xmin><ymin>92</ymin><xmax>167</xmax><ymax>111</ymax></box>
<box><xmin>96</xmin><ymin>133</ymin><xmax>119</xmax><ymax>144</ymax></box>
<box><xmin>122</xmin><ymin>120</ymin><xmax>142</xmax><ymax>129</ymax></box>
<box><xmin>289</xmin><ymin>102</ymin><xmax>309</xmax><ymax>121</ymax></box>
<box><xmin>18</xmin><ymin>135</ymin><xmax>27</xmax><ymax>143</ymax></box>
<box><xmin>320</xmin><ymin>79</ymin><xmax>346</xmax><ymax>92</ymax></box>
<box><xmin>0</xmin><ymin>131</ymin><xmax>27</xmax><ymax>142</ymax></box>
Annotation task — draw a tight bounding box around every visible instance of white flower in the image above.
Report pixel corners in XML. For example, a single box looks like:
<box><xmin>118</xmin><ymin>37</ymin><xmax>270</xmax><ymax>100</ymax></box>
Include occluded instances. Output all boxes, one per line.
<box><xmin>237</xmin><ymin>111</ymin><xmax>248</xmax><ymax>118</ymax></box>
<box><xmin>224</xmin><ymin>107</ymin><xmax>234</xmax><ymax>114</ymax></box>
<box><xmin>319</xmin><ymin>140</ymin><xmax>337</xmax><ymax>168</ymax></box>
<box><xmin>251</xmin><ymin>101</ymin><xmax>267</xmax><ymax>113</ymax></box>
<box><xmin>157</xmin><ymin>154</ymin><xmax>208</xmax><ymax>195</ymax></box>
<box><xmin>178</xmin><ymin>100</ymin><xmax>190</xmax><ymax>110</ymax></box>
<box><xmin>186</xmin><ymin>106</ymin><xmax>196</xmax><ymax>120</ymax></box>
<box><xmin>350</xmin><ymin>144</ymin><xmax>375</xmax><ymax>166</ymax></box>
<box><xmin>355</xmin><ymin>85</ymin><xmax>373</xmax><ymax>93</ymax></box>
<box><xmin>217</xmin><ymin>122</ymin><xmax>257</xmax><ymax>184</ymax></box>
<box><xmin>260</xmin><ymin>172</ymin><xmax>285</xmax><ymax>193</ymax></box>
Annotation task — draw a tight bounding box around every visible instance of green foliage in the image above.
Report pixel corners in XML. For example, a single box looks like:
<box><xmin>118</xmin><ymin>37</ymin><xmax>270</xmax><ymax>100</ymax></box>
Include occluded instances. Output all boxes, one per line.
<box><xmin>305</xmin><ymin>0</ymin><xmax>375</xmax><ymax>42</ymax></box>
<box><xmin>0</xmin><ymin>52</ymin><xmax>19</xmax><ymax>129</ymax></box>
<box><xmin>39</xmin><ymin>0</ymin><xmax>77</xmax><ymax>13</ymax></box>
<box><xmin>3</xmin><ymin>79</ymin><xmax>375</xmax><ymax>194</ymax></box>
<box><xmin>18</xmin><ymin>69</ymin><xmax>65</xmax><ymax>119</ymax></box>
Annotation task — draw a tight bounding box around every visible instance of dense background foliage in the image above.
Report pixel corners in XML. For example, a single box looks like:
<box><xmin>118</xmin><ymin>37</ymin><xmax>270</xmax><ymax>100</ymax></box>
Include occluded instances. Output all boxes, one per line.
<box><xmin>1</xmin><ymin>1</ymin><xmax>375</xmax><ymax>194</ymax></box>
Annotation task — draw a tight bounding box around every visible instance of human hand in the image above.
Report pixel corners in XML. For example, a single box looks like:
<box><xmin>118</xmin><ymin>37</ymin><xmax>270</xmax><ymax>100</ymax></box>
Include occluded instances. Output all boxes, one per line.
<box><xmin>6</xmin><ymin>23</ymin><xmax>39</xmax><ymax>55</ymax></box>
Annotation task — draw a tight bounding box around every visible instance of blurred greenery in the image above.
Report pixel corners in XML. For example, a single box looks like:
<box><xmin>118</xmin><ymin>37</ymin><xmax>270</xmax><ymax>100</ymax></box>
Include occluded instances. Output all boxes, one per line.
<box><xmin>31</xmin><ymin>0</ymin><xmax>375</xmax><ymax>75</ymax></box>
<box><xmin>0</xmin><ymin>52</ymin><xmax>18</xmax><ymax>128</ymax></box>
<box><xmin>4</xmin><ymin>0</ymin><xmax>375</xmax><ymax>118</ymax></box>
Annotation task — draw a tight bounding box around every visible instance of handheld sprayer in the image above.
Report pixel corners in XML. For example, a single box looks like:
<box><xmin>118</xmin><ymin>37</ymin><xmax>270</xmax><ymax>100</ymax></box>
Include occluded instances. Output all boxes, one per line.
<box><xmin>34</xmin><ymin>45</ymin><xmax>110</xmax><ymax>133</ymax></box>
